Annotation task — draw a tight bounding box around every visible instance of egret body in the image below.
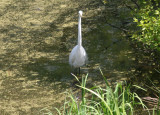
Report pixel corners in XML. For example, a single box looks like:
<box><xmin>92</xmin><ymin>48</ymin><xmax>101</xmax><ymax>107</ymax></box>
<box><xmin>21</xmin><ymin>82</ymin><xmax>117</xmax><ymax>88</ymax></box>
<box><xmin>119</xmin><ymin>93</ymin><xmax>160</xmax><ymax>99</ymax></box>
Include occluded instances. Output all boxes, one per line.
<box><xmin>69</xmin><ymin>11</ymin><xmax>87</xmax><ymax>71</ymax></box>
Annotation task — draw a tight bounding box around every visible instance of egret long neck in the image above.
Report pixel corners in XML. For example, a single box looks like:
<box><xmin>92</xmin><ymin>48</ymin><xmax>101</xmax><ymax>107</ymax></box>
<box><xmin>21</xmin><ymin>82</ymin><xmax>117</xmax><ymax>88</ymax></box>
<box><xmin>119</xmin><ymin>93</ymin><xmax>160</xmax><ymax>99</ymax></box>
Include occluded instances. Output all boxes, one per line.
<box><xmin>78</xmin><ymin>15</ymin><xmax>82</xmax><ymax>46</ymax></box>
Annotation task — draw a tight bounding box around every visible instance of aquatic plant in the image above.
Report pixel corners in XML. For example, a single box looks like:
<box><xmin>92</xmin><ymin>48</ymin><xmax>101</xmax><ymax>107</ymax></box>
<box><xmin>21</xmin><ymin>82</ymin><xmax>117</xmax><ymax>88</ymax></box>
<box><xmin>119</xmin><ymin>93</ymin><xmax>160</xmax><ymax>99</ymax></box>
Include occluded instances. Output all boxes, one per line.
<box><xmin>53</xmin><ymin>69</ymin><xmax>147</xmax><ymax>115</ymax></box>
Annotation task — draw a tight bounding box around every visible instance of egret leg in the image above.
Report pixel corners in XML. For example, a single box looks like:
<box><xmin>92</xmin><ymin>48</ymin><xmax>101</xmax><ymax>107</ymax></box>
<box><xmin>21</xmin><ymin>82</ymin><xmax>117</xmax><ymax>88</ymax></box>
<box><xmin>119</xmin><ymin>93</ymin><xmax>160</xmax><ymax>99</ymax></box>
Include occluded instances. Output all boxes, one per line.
<box><xmin>72</xmin><ymin>67</ymin><xmax>80</xmax><ymax>76</ymax></box>
<box><xmin>79</xmin><ymin>67</ymin><xmax>80</xmax><ymax>75</ymax></box>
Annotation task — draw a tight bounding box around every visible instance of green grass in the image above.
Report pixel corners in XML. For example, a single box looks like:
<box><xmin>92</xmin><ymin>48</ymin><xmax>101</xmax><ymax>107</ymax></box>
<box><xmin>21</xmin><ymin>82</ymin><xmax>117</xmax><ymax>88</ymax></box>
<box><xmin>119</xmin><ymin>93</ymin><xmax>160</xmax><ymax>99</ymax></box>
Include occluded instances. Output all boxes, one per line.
<box><xmin>51</xmin><ymin>69</ymin><xmax>148</xmax><ymax>115</ymax></box>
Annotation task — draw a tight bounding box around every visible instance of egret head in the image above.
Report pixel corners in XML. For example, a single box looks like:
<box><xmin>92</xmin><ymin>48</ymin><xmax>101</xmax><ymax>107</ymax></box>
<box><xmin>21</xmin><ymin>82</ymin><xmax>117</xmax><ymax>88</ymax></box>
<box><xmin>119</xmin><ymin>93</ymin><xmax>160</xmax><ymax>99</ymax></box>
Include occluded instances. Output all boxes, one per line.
<box><xmin>79</xmin><ymin>10</ymin><xmax>83</xmax><ymax>17</ymax></box>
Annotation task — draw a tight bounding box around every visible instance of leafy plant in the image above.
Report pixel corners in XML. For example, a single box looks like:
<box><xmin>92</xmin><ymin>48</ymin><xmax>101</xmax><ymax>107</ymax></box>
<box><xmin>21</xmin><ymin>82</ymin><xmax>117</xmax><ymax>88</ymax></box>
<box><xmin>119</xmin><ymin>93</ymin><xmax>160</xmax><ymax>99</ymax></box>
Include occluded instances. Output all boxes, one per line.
<box><xmin>132</xmin><ymin>0</ymin><xmax>160</xmax><ymax>51</ymax></box>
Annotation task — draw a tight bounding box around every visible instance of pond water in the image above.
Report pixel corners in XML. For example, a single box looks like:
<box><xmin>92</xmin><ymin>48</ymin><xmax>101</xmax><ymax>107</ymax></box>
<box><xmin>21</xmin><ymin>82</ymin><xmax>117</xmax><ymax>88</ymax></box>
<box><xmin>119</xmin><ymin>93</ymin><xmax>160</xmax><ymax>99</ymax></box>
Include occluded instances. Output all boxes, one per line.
<box><xmin>0</xmin><ymin>0</ymin><xmax>159</xmax><ymax>114</ymax></box>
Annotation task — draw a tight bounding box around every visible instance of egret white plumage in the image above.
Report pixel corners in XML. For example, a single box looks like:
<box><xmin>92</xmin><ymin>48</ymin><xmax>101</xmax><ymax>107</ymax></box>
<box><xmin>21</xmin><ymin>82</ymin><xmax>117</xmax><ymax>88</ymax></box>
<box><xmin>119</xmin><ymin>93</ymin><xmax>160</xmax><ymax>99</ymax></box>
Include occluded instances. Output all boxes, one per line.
<box><xmin>69</xmin><ymin>10</ymin><xmax>87</xmax><ymax>73</ymax></box>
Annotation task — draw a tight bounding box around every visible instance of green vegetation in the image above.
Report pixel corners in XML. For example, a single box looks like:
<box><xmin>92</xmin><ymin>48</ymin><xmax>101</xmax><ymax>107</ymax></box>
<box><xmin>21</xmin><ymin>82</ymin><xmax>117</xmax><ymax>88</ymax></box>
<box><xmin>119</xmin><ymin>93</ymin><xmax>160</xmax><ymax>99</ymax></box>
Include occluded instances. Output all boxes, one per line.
<box><xmin>51</xmin><ymin>70</ymin><xmax>148</xmax><ymax>115</ymax></box>
<box><xmin>39</xmin><ymin>71</ymin><xmax>160</xmax><ymax>115</ymax></box>
<box><xmin>132</xmin><ymin>0</ymin><xmax>160</xmax><ymax>51</ymax></box>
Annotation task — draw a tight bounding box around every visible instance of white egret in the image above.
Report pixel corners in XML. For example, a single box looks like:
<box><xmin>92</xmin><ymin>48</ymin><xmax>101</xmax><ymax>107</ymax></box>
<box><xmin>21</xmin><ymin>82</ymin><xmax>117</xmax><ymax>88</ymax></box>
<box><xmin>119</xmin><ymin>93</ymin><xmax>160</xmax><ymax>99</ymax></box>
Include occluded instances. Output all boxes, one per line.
<box><xmin>69</xmin><ymin>10</ymin><xmax>87</xmax><ymax>74</ymax></box>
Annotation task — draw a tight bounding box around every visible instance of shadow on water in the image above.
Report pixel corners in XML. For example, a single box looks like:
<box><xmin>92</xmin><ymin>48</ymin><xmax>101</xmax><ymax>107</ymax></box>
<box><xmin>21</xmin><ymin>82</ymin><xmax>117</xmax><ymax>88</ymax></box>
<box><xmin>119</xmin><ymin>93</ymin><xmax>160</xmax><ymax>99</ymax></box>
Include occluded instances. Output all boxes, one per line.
<box><xmin>85</xmin><ymin>24</ymin><xmax>134</xmax><ymax>82</ymax></box>
<box><xmin>0</xmin><ymin>33</ymin><xmax>73</xmax><ymax>89</ymax></box>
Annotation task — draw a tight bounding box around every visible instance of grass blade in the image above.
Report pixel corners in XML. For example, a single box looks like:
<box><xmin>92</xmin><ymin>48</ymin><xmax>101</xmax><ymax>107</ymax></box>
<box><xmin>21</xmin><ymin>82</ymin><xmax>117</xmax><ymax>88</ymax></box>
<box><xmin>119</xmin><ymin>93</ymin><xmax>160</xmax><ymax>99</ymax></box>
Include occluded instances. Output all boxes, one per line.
<box><xmin>77</xmin><ymin>84</ymin><xmax>113</xmax><ymax>115</ymax></box>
